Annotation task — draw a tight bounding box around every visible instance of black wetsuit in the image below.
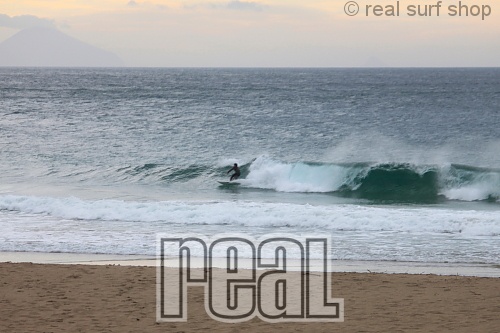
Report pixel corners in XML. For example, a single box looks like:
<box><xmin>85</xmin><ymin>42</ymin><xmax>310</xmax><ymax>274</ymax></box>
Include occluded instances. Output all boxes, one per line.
<box><xmin>228</xmin><ymin>166</ymin><xmax>240</xmax><ymax>181</ymax></box>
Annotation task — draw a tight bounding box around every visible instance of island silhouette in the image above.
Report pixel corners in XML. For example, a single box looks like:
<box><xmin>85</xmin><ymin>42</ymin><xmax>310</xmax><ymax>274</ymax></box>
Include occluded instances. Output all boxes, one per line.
<box><xmin>0</xmin><ymin>26</ymin><xmax>122</xmax><ymax>67</ymax></box>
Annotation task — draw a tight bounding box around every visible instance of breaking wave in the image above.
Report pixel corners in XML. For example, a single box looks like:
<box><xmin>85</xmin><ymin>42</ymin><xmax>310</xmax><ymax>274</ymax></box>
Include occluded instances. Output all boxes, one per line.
<box><xmin>41</xmin><ymin>156</ymin><xmax>500</xmax><ymax>204</ymax></box>
<box><xmin>240</xmin><ymin>157</ymin><xmax>500</xmax><ymax>203</ymax></box>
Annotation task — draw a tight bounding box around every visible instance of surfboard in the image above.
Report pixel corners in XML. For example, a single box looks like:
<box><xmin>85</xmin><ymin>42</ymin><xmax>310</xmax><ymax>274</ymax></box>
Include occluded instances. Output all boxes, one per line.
<box><xmin>218</xmin><ymin>181</ymin><xmax>240</xmax><ymax>185</ymax></box>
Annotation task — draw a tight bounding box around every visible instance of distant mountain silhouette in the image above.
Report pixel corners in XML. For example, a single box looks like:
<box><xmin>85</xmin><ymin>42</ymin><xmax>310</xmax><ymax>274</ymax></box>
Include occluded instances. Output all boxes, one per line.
<box><xmin>0</xmin><ymin>27</ymin><xmax>123</xmax><ymax>67</ymax></box>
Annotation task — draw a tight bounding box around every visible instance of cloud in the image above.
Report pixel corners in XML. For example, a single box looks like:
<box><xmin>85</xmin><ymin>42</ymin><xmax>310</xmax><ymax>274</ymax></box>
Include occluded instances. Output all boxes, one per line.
<box><xmin>203</xmin><ymin>1</ymin><xmax>268</xmax><ymax>12</ymax></box>
<box><xmin>0</xmin><ymin>14</ymin><xmax>55</xmax><ymax>30</ymax></box>
<box><xmin>126</xmin><ymin>1</ymin><xmax>167</xmax><ymax>10</ymax></box>
<box><xmin>226</xmin><ymin>1</ymin><xmax>266</xmax><ymax>11</ymax></box>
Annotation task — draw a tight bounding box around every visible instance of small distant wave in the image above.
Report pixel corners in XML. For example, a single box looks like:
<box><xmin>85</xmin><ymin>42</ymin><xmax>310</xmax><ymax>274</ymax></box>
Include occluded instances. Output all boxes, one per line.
<box><xmin>107</xmin><ymin>162</ymin><xmax>253</xmax><ymax>183</ymax></box>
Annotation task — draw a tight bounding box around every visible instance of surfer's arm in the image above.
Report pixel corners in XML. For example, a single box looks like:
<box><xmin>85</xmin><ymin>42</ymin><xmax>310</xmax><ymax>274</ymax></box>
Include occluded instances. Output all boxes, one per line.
<box><xmin>227</xmin><ymin>167</ymin><xmax>234</xmax><ymax>174</ymax></box>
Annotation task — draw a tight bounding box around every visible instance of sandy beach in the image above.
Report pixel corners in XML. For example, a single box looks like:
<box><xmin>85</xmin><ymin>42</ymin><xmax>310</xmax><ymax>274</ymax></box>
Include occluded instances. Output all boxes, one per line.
<box><xmin>1</xmin><ymin>262</ymin><xmax>499</xmax><ymax>333</ymax></box>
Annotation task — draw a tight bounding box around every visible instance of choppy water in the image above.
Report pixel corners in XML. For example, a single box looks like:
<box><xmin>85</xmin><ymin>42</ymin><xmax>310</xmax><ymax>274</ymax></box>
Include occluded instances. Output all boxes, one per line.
<box><xmin>1</xmin><ymin>68</ymin><xmax>499</xmax><ymax>265</ymax></box>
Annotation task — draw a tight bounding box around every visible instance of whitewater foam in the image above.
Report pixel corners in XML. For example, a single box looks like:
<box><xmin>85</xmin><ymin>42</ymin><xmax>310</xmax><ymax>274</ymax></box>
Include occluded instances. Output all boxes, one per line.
<box><xmin>1</xmin><ymin>194</ymin><xmax>499</xmax><ymax>263</ymax></box>
<box><xmin>1</xmin><ymin>194</ymin><xmax>499</xmax><ymax>236</ymax></box>
<box><xmin>439</xmin><ymin>164</ymin><xmax>500</xmax><ymax>202</ymax></box>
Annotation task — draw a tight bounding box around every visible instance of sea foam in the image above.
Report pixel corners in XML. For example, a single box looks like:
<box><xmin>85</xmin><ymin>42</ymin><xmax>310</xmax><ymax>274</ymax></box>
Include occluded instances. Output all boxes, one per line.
<box><xmin>1</xmin><ymin>194</ymin><xmax>498</xmax><ymax>237</ymax></box>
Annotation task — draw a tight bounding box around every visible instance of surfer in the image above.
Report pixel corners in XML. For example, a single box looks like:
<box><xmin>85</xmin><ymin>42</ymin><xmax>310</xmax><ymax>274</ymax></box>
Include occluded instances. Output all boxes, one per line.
<box><xmin>227</xmin><ymin>163</ymin><xmax>240</xmax><ymax>181</ymax></box>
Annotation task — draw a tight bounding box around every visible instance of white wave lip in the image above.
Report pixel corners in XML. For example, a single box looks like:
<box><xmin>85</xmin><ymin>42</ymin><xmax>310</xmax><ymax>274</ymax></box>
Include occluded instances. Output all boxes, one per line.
<box><xmin>0</xmin><ymin>194</ymin><xmax>499</xmax><ymax>237</ymax></box>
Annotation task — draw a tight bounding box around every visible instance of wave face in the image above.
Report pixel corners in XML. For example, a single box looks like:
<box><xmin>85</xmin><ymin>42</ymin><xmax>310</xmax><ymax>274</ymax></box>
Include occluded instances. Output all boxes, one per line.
<box><xmin>239</xmin><ymin>157</ymin><xmax>500</xmax><ymax>203</ymax></box>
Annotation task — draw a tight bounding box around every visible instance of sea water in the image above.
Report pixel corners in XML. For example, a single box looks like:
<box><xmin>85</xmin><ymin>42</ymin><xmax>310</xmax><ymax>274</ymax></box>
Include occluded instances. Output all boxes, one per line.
<box><xmin>0</xmin><ymin>68</ymin><xmax>499</xmax><ymax>267</ymax></box>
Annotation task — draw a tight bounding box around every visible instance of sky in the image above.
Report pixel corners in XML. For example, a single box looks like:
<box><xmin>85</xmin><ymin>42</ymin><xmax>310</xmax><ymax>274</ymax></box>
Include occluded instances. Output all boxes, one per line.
<box><xmin>0</xmin><ymin>0</ymin><xmax>499</xmax><ymax>67</ymax></box>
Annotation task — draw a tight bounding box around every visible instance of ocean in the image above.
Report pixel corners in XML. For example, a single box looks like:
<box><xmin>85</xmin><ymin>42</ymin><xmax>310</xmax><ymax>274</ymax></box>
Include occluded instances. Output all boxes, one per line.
<box><xmin>0</xmin><ymin>68</ymin><xmax>499</xmax><ymax>267</ymax></box>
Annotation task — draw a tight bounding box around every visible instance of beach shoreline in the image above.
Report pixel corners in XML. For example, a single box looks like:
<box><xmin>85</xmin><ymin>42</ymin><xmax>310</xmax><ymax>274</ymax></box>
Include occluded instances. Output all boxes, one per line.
<box><xmin>1</xmin><ymin>251</ymin><xmax>499</xmax><ymax>277</ymax></box>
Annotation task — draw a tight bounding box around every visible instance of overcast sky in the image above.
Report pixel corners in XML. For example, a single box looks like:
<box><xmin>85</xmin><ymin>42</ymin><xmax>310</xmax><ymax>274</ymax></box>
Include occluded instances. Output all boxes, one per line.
<box><xmin>1</xmin><ymin>0</ymin><xmax>499</xmax><ymax>67</ymax></box>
